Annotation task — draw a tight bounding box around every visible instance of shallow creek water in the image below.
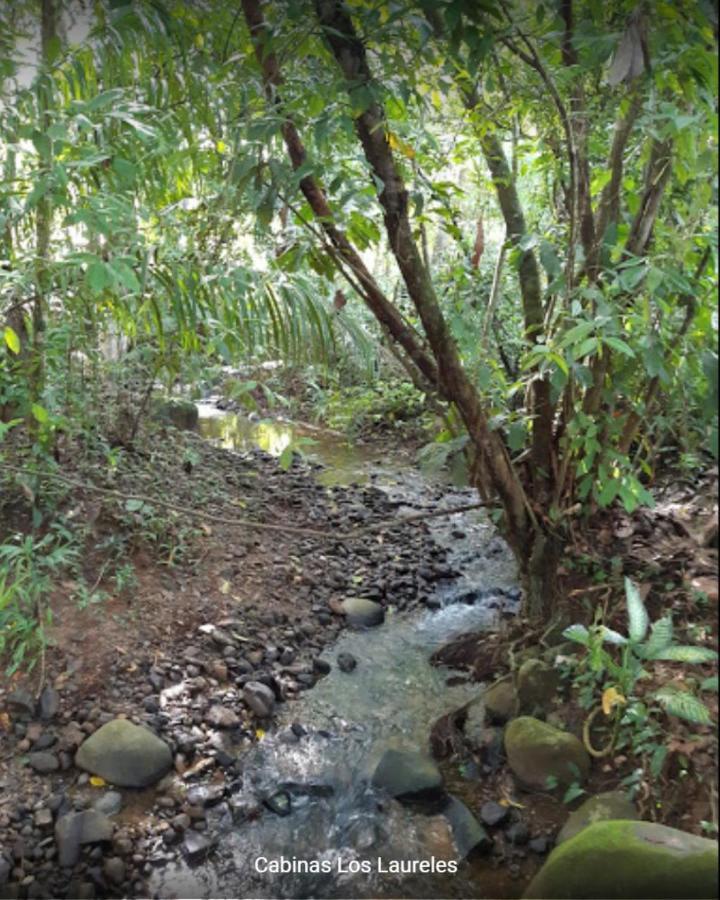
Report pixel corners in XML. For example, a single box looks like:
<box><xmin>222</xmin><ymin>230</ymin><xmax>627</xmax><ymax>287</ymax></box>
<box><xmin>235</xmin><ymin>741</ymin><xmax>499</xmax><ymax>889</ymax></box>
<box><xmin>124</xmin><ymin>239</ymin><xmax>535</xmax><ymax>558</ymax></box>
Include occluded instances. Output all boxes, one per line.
<box><xmin>150</xmin><ymin>408</ymin><xmax>519</xmax><ymax>899</ymax></box>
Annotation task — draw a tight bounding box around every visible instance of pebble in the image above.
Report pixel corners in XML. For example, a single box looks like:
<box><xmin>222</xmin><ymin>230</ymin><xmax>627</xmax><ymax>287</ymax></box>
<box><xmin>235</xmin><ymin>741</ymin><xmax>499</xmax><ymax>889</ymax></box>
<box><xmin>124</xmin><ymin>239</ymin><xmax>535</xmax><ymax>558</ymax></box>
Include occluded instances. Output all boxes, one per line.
<box><xmin>337</xmin><ymin>652</ymin><xmax>357</xmax><ymax>673</ymax></box>
<box><xmin>205</xmin><ymin>705</ymin><xmax>240</xmax><ymax>729</ymax></box>
<box><xmin>480</xmin><ymin>801</ymin><xmax>509</xmax><ymax>827</ymax></box>
<box><xmin>27</xmin><ymin>752</ymin><xmax>59</xmax><ymax>774</ymax></box>
<box><xmin>182</xmin><ymin>830</ymin><xmax>214</xmax><ymax>864</ymax></box>
<box><xmin>102</xmin><ymin>857</ymin><xmax>125</xmax><ymax>886</ymax></box>
<box><xmin>505</xmin><ymin>821</ymin><xmax>530</xmax><ymax>845</ymax></box>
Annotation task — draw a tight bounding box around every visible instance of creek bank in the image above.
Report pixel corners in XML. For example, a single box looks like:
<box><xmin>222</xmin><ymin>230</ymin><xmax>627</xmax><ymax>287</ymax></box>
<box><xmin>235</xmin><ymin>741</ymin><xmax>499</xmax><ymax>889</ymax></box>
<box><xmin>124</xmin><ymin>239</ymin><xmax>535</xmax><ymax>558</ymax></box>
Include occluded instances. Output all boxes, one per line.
<box><xmin>0</xmin><ymin>415</ymin><xmax>520</xmax><ymax>900</ymax></box>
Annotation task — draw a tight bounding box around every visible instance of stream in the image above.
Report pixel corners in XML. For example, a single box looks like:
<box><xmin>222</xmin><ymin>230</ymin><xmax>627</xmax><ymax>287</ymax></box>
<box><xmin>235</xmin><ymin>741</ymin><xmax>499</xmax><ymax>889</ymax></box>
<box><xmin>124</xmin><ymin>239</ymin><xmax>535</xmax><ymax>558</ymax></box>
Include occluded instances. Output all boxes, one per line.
<box><xmin>151</xmin><ymin>407</ymin><xmax>519</xmax><ymax>899</ymax></box>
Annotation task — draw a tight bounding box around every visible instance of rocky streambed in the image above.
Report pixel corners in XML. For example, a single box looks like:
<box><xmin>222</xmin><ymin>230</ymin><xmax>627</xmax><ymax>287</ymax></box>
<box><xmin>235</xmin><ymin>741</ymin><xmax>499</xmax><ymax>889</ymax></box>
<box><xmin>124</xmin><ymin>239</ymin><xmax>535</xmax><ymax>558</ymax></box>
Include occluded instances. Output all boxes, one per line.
<box><xmin>1</xmin><ymin>411</ymin><xmax>717</xmax><ymax>900</ymax></box>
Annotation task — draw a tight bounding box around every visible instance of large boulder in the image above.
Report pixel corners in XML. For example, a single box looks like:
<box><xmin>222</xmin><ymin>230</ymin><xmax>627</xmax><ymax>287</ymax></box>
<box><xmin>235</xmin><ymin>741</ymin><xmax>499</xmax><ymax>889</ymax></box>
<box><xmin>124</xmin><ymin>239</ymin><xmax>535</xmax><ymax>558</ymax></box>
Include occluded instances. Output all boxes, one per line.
<box><xmin>524</xmin><ymin>820</ymin><xmax>719</xmax><ymax>899</ymax></box>
<box><xmin>342</xmin><ymin>597</ymin><xmax>385</xmax><ymax>628</ymax></box>
<box><xmin>505</xmin><ymin>716</ymin><xmax>590</xmax><ymax>790</ymax></box>
<box><xmin>557</xmin><ymin>791</ymin><xmax>638</xmax><ymax>844</ymax></box>
<box><xmin>372</xmin><ymin>749</ymin><xmax>444</xmax><ymax>806</ymax></box>
<box><xmin>517</xmin><ymin>659</ymin><xmax>559</xmax><ymax>714</ymax></box>
<box><xmin>75</xmin><ymin>719</ymin><xmax>172</xmax><ymax>788</ymax></box>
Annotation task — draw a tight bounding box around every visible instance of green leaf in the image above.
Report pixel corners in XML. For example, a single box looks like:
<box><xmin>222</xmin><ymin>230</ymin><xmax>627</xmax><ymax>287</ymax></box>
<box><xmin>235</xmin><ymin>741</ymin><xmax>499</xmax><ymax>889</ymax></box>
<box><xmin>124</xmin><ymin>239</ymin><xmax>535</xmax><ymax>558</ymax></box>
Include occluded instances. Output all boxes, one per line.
<box><xmin>625</xmin><ymin>577</ymin><xmax>648</xmax><ymax>643</ymax></box>
<box><xmin>278</xmin><ymin>445</ymin><xmax>294</xmax><ymax>471</ymax></box>
<box><xmin>563</xmin><ymin>623</ymin><xmax>589</xmax><ymax>645</ymax></box>
<box><xmin>653</xmin><ymin>645</ymin><xmax>718</xmax><ymax>663</ymax></box>
<box><xmin>124</xmin><ymin>499</ymin><xmax>145</xmax><ymax>512</ymax></box>
<box><xmin>700</xmin><ymin>675</ymin><xmax>718</xmax><ymax>693</ymax></box>
<box><xmin>640</xmin><ymin>616</ymin><xmax>673</xmax><ymax>658</ymax></box>
<box><xmin>654</xmin><ymin>688</ymin><xmax>712</xmax><ymax>725</ymax></box>
<box><xmin>86</xmin><ymin>262</ymin><xmax>111</xmax><ymax>294</ymax></box>
<box><xmin>4</xmin><ymin>326</ymin><xmax>20</xmax><ymax>354</ymax></box>
<box><xmin>31</xmin><ymin>404</ymin><xmax>48</xmax><ymax>424</ymax></box>
<box><xmin>604</xmin><ymin>336</ymin><xmax>635</xmax><ymax>358</ymax></box>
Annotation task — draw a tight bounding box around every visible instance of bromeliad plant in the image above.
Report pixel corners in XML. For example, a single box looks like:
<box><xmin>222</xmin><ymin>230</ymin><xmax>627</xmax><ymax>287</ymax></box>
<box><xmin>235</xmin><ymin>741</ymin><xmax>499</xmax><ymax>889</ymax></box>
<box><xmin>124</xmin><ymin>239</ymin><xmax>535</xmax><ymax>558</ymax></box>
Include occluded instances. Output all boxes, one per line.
<box><xmin>564</xmin><ymin>578</ymin><xmax>717</xmax><ymax>758</ymax></box>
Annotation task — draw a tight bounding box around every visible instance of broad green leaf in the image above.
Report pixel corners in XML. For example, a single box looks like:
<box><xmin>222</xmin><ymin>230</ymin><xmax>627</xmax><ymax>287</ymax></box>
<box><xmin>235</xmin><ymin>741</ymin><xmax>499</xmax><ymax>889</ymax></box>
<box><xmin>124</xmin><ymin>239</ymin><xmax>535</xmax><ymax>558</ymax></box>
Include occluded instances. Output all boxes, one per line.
<box><xmin>3</xmin><ymin>326</ymin><xmax>20</xmax><ymax>354</ymax></box>
<box><xmin>625</xmin><ymin>577</ymin><xmax>648</xmax><ymax>643</ymax></box>
<box><xmin>31</xmin><ymin>404</ymin><xmax>48</xmax><ymax>424</ymax></box>
<box><xmin>655</xmin><ymin>688</ymin><xmax>712</xmax><ymax>725</ymax></box>
<box><xmin>640</xmin><ymin>616</ymin><xmax>673</xmax><ymax>658</ymax></box>
<box><xmin>654</xmin><ymin>645</ymin><xmax>717</xmax><ymax>663</ymax></box>
<box><xmin>563</xmin><ymin>623</ymin><xmax>589</xmax><ymax>645</ymax></box>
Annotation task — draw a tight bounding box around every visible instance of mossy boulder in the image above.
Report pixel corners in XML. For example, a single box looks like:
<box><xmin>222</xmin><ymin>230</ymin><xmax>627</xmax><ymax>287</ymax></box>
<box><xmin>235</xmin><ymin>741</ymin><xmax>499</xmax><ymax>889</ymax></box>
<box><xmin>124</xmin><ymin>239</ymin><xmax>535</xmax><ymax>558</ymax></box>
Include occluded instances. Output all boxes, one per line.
<box><xmin>76</xmin><ymin>719</ymin><xmax>172</xmax><ymax>788</ymax></box>
<box><xmin>557</xmin><ymin>791</ymin><xmax>638</xmax><ymax>844</ymax></box>
<box><xmin>524</xmin><ymin>820</ymin><xmax>719</xmax><ymax>899</ymax></box>
<box><xmin>517</xmin><ymin>658</ymin><xmax>559</xmax><ymax>713</ymax></box>
<box><xmin>153</xmin><ymin>398</ymin><xmax>199</xmax><ymax>431</ymax></box>
<box><xmin>505</xmin><ymin>716</ymin><xmax>589</xmax><ymax>790</ymax></box>
<box><xmin>484</xmin><ymin>678</ymin><xmax>518</xmax><ymax>724</ymax></box>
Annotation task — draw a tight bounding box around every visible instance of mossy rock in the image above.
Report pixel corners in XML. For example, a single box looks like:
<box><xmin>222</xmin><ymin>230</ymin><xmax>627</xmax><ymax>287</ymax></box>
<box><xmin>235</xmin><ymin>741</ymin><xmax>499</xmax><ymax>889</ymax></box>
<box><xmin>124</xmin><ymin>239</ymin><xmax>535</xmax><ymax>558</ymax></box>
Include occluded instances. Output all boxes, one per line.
<box><xmin>484</xmin><ymin>678</ymin><xmax>518</xmax><ymax>724</ymax></box>
<box><xmin>517</xmin><ymin>658</ymin><xmax>559</xmax><ymax>713</ymax></box>
<box><xmin>557</xmin><ymin>791</ymin><xmax>638</xmax><ymax>844</ymax></box>
<box><xmin>524</xmin><ymin>819</ymin><xmax>719</xmax><ymax>899</ymax></box>
<box><xmin>76</xmin><ymin>719</ymin><xmax>172</xmax><ymax>788</ymax></box>
<box><xmin>505</xmin><ymin>716</ymin><xmax>589</xmax><ymax>790</ymax></box>
<box><xmin>153</xmin><ymin>398</ymin><xmax>199</xmax><ymax>431</ymax></box>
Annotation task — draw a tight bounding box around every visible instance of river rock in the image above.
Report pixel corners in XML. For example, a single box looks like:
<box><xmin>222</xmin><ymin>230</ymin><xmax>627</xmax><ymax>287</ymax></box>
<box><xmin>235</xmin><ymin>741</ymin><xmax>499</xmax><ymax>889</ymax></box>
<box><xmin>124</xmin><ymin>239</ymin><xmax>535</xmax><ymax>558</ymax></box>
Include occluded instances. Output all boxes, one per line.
<box><xmin>505</xmin><ymin>717</ymin><xmax>590</xmax><ymax>790</ymax></box>
<box><xmin>243</xmin><ymin>682</ymin><xmax>275</xmax><ymax>717</ymax></box>
<box><xmin>7</xmin><ymin>689</ymin><xmax>35</xmax><ymax>716</ymax></box>
<box><xmin>39</xmin><ymin>686</ymin><xmax>60</xmax><ymax>720</ymax></box>
<box><xmin>372</xmin><ymin>749</ymin><xmax>444</xmax><ymax>805</ymax></box>
<box><xmin>55</xmin><ymin>810</ymin><xmax>114</xmax><ymax>867</ymax></box>
<box><xmin>483</xmin><ymin>679</ymin><xmax>517</xmax><ymax>723</ymax></box>
<box><xmin>92</xmin><ymin>791</ymin><xmax>123</xmax><ymax>817</ymax></box>
<box><xmin>517</xmin><ymin>659</ymin><xmax>559</xmax><ymax>713</ymax></box>
<box><xmin>523</xmin><ymin>820</ymin><xmax>719</xmax><ymax>899</ymax></box>
<box><xmin>337</xmin><ymin>652</ymin><xmax>357</xmax><ymax>673</ymax></box>
<box><xmin>28</xmin><ymin>751</ymin><xmax>59</xmax><ymax>774</ymax></box>
<box><xmin>182</xmin><ymin>829</ymin><xmax>215</xmax><ymax>864</ymax></box>
<box><xmin>557</xmin><ymin>791</ymin><xmax>638</xmax><ymax>844</ymax></box>
<box><xmin>480</xmin><ymin>800</ymin><xmax>508</xmax><ymax>827</ymax></box>
<box><xmin>463</xmin><ymin>698</ymin><xmax>486</xmax><ymax>748</ymax></box>
<box><xmin>205</xmin><ymin>705</ymin><xmax>240</xmax><ymax>728</ymax></box>
<box><xmin>341</xmin><ymin>597</ymin><xmax>385</xmax><ymax>627</ymax></box>
<box><xmin>442</xmin><ymin>795</ymin><xmax>492</xmax><ymax>858</ymax></box>
<box><xmin>103</xmin><ymin>857</ymin><xmax>126</xmax><ymax>886</ymax></box>
<box><xmin>75</xmin><ymin>719</ymin><xmax>172</xmax><ymax>787</ymax></box>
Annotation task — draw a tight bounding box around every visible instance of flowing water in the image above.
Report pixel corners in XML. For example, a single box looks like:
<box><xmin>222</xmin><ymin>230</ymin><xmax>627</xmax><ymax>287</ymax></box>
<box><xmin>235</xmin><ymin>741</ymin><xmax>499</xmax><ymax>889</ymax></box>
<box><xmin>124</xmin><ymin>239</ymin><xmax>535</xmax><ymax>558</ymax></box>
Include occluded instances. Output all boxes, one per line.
<box><xmin>150</xmin><ymin>408</ymin><xmax>519</xmax><ymax>899</ymax></box>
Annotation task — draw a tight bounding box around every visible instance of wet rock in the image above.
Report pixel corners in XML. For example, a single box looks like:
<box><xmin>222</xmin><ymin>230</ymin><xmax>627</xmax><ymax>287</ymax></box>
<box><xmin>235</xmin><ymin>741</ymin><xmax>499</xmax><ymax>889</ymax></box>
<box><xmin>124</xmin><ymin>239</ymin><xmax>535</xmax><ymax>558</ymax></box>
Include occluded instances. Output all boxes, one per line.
<box><xmin>102</xmin><ymin>857</ymin><xmax>125</xmax><ymax>886</ymax></box>
<box><xmin>341</xmin><ymin>597</ymin><xmax>385</xmax><ymax>627</ymax></box>
<box><xmin>182</xmin><ymin>830</ymin><xmax>215</xmax><ymax>864</ymax></box>
<box><xmin>92</xmin><ymin>792</ymin><xmax>123</xmax><ymax>817</ymax></box>
<box><xmin>28</xmin><ymin>752</ymin><xmax>59</xmax><ymax>774</ymax></box>
<box><xmin>243</xmin><ymin>682</ymin><xmax>275</xmax><ymax>718</ymax></box>
<box><xmin>75</xmin><ymin>719</ymin><xmax>172</xmax><ymax>788</ymax></box>
<box><xmin>6</xmin><ymin>689</ymin><xmax>35</xmax><ymax>716</ymax></box>
<box><xmin>517</xmin><ymin>659</ymin><xmax>559</xmax><ymax>714</ymax></box>
<box><xmin>205</xmin><ymin>705</ymin><xmax>240</xmax><ymax>729</ymax></box>
<box><xmin>55</xmin><ymin>810</ymin><xmax>114</xmax><ymax>867</ymax></box>
<box><xmin>506</xmin><ymin>821</ymin><xmax>530</xmax><ymax>845</ymax></box>
<box><xmin>337</xmin><ymin>652</ymin><xmax>357</xmax><ymax>673</ymax></box>
<box><xmin>523</xmin><ymin>820</ymin><xmax>719</xmax><ymax>899</ymax></box>
<box><xmin>186</xmin><ymin>784</ymin><xmax>225</xmax><ymax>807</ymax></box>
<box><xmin>480</xmin><ymin>801</ymin><xmax>508</xmax><ymax>828</ymax></box>
<box><xmin>312</xmin><ymin>658</ymin><xmax>331</xmax><ymax>676</ymax></box>
<box><xmin>442</xmin><ymin>795</ymin><xmax>492</xmax><ymax>858</ymax></box>
<box><xmin>529</xmin><ymin>835</ymin><xmax>551</xmax><ymax>854</ymax></box>
<box><xmin>483</xmin><ymin>679</ymin><xmax>517</xmax><ymax>724</ymax></box>
<box><xmin>0</xmin><ymin>857</ymin><xmax>11</xmax><ymax>887</ymax></box>
<box><xmin>505</xmin><ymin>717</ymin><xmax>590</xmax><ymax>791</ymax></box>
<box><xmin>372</xmin><ymin>749</ymin><xmax>444</xmax><ymax>806</ymax></box>
<box><xmin>38</xmin><ymin>687</ymin><xmax>60</xmax><ymax>721</ymax></box>
<box><xmin>264</xmin><ymin>791</ymin><xmax>292</xmax><ymax>817</ymax></box>
<box><xmin>556</xmin><ymin>791</ymin><xmax>638</xmax><ymax>844</ymax></box>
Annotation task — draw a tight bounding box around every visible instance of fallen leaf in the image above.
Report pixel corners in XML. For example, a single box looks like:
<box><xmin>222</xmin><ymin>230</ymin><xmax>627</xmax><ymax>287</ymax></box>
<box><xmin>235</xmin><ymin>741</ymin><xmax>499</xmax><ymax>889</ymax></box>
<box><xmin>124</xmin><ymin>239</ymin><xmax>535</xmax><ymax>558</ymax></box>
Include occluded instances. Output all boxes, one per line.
<box><xmin>602</xmin><ymin>686</ymin><xmax>627</xmax><ymax>715</ymax></box>
<box><xmin>89</xmin><ymin>776</ymin><xmax>106</xmax><ymax>787</ymax></box>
